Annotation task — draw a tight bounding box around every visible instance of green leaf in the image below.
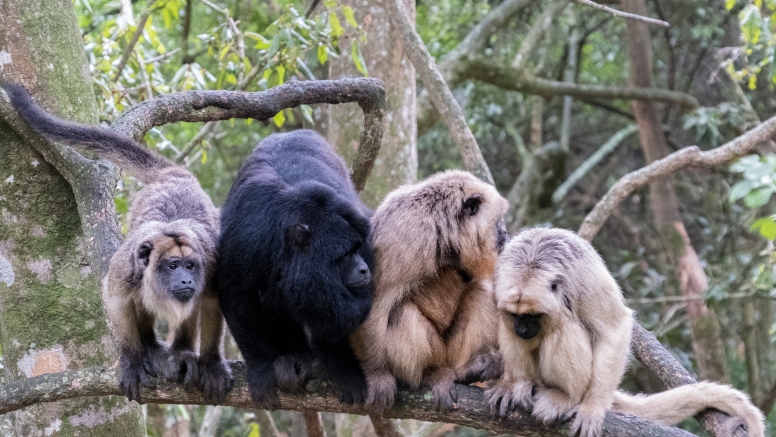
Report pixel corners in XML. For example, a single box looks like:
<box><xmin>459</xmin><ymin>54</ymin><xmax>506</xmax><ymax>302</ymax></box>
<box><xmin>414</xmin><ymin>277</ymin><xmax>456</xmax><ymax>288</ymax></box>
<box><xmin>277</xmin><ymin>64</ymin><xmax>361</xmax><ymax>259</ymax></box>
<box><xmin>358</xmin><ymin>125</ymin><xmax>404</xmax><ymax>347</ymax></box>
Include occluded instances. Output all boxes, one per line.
<box><xmin>343</xmin><ymin>6</ymin><xmax>358</xmax><ymax>27</ymax></box>
<box><xmin>114</xmin><ymin>196</ymin><xmax>128</xmax><ymax>215</ymax></box>
<box><xmin>351</xmin><ymin>40</ymin><xmax>368</xmax><ymax>76</ymax></box>
<box><xmin>324</xmin><ymin>0</ymin><xmax>337</xmax><ymax>8</ymax></box>
<box><xmin>317</xmin><ymin>43</ymin><xmax>328</xmax><ymax>64</ymax></box>
<box><xmin>329</xmin><ymin>12</ymin><xmax>344</xmax><ymax>37</ymax></box>
<box><xmin>730</xmin><ymin>180</ymin><xmax>754</xmax><ymax>201</ymax></box>
<box><xmin>267</xmin><ymin>34</ymin><xmax>281</xmax><ymax>58</ymax></box>
<box><xmin>300</xmin><ymin>104</ymin><xmax>314</xmax><ymax>125</ymax></box>
<box><xmin>726</xmin><ymin>0</ymin><xmax>737</xmax><ymax>10</ymax></box>
<box><xmin>751</xmin><ymin>217</ymin><xmax>776</xmax><ymax>239</ymax></box>
<box><xmin>744</xmin><ymin>187</ymin><xmax>774</xmax><ymax>207</ymax></box>
<box><xmin>276</xmin><ymin>65</ymin><xmax>285</xmax><ymax>85</ymax></box>
<box><xmin>201</xmin><ymin>149</ymin><xmax>208</xmax><ymax>164</ymax></box>
<box><xmin>218</xmin><ymin>44</ymin><xmax>231</xmax><ymax>61</ymax></box>
<box><xmin>740</xmin><ymin>5</ymin><xmax>764</xmax><ymax>45</ymax></box>
<box><xmin>273</xmin><ymin>109</ymin><xmax>286</xmax><ymax>127</ymax></box>
<box><xmin>248</xmin><ymin>423</ymin><xmax>260</xmax><ymax>437</ymax></box>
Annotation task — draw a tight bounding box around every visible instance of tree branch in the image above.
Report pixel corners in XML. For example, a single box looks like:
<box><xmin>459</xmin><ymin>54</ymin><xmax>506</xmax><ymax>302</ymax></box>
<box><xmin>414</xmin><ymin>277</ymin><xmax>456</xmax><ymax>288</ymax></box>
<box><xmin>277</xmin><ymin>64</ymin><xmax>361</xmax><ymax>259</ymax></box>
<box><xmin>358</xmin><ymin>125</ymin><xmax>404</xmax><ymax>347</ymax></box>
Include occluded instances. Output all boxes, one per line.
<box><xmin>0</xmin><ymin>362</ymin><xmax>697</xmax><ymax>437</ymax></box>
<box><xmin>111</xmin><ymin>78</ymin><xmax>385</xmax><ymax>192</ymax></box>
<box><xmin>386</xmin><ymin>0</ymin><xmax>493</xmax><ymax>184</ymax></box>
<box><xmin>577</xmin><ymin>113</ymin><xmax>776</xmax><ymax>240</ymax></box>
<box><xmin>113</xmin><ymin>3</ymin><xmax>155</xmax><ymax>82</ymax></box>
<box><xmin>464</xmin><ymin>60</ymin><xmax>699</xmax><ymax>109</ymax></box>
<box><xmin>573</xmin><ymin>0</ymin><xmax>670</xmax><ymax>27</ymax></box>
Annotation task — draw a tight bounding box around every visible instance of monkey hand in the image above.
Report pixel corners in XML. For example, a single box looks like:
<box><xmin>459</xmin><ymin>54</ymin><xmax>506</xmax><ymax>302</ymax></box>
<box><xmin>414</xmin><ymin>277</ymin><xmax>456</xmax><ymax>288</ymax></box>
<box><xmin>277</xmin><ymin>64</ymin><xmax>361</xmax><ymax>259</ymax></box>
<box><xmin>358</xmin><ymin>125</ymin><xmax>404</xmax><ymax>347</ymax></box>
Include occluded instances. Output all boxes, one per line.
<box><xmin>365</xmin><ymin>372</ymin><xmax>397</xmax><ymax>411</ymax></box>
<box><xmin>156</xmin><ymin>349</ymin><xmax>200</xmax><ymax>389</ymax></box>
<box><xmin>274</xmin><ymin>353</ymin><xmax>311</xmax><ymax>393</ymax></box>
<box><xmin>119</xmin><ymin>352</ymin><xmax>157</xmax><ymax>403</ymax></box>
<box><xmin>333</xmin><ymin>369</ymin><xmax>368</xmax><ymax>405</ymax></box>
<box><xmin>425</xmin><ymin>368</ymin><xmax>457</xmax><ymax>413</ymax></box>
<box><xmin>198</xmin><ymin>356</ymin><xmax>233</xmax><ymax>404</ymax></box>
<box><xmin>486</xmin><ymin>379</ymin><xmax>533</xmax><ymax>418</ymax></box>
<box><xmin>247</xmin><ymin>364</ymin><xmax>282</xmax><ymax>410</ymax></box>
<box><xmin>569</xmin><ymin>403</ymin><xmax>605</xmax><ymax>437</ymax></box>
<box><xmin>460</xmin><ymin>349</ymin><xmax>504</xmax><ymax>383</ymax></box>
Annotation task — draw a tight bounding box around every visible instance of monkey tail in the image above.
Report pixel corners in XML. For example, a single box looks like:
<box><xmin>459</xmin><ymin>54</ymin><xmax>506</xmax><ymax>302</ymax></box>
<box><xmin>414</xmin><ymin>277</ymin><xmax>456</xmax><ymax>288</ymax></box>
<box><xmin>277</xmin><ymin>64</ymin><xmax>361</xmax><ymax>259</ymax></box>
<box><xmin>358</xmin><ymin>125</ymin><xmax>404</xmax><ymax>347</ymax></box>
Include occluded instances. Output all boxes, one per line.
<box><xmin>2</xmin><ymin>83</ymin><xmax>173</xmax><ymax>183</ymax></box>
<box><xmin>611</xmin><ymin>382</ymin><xmax>765</xmax><ymax>437</ymax></box>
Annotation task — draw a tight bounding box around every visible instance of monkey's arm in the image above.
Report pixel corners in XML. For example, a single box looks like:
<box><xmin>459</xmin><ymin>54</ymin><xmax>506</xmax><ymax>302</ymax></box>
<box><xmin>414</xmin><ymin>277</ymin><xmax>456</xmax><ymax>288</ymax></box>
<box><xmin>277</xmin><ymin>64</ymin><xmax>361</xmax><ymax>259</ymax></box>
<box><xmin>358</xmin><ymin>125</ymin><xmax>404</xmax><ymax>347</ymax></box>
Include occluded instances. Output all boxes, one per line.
<box><xmin>486</xmin><ymin>317</ymin><xmax>535</xmax><ymax>417</ymax></box>
<box><xmin>195</xmin><ymin>292</ymin><xmax>233</xmax><ymax>403</ymax></box>
<box><xmin>570</xmin><ymin>315</ymin><xmax>633</xmax><ymax>437</ymax></box>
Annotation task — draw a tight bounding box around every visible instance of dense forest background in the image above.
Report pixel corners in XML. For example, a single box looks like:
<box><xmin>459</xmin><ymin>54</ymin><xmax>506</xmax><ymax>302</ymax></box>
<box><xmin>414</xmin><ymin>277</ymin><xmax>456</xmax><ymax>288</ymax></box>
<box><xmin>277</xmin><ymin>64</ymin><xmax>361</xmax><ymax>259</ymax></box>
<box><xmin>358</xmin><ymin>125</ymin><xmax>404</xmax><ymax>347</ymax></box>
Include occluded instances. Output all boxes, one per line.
<box><xmin>2</xmin><ymin>0</ymin><xmax>776</xmax><ymax>435</ymax></box>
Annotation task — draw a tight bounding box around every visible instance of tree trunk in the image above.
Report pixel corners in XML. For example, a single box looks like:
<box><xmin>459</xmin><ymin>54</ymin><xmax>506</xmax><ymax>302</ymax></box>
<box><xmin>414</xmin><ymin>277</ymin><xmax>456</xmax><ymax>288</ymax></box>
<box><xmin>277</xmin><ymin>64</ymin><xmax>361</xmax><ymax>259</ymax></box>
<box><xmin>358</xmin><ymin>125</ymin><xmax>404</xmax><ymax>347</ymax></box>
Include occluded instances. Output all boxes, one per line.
<box><xmin>622</xmin><ymin>0</ymin><xmax>729</xmax><ymax>383</ymax></box>
<box><xmin>0</xmin><ymin>0</ymin><xmax>145</xmax><ymax>435</ymax></box>
<box><xmin>328</xmin><ymin>0</ymin><xmax>417</xmax><ymax>207</ymax></box>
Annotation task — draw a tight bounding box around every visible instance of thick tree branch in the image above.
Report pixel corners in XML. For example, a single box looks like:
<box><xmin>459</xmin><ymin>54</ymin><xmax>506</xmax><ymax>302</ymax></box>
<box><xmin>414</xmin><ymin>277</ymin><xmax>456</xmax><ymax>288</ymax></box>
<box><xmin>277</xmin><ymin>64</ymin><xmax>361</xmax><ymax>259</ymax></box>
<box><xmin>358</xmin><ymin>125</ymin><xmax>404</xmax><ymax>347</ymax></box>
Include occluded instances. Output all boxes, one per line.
<box><xmin>0</xmin><ymin>362</ymin><xmax>696</xmax><ymax>437</ymax></box>
<box><xmin>577</xmin><ymin>113</ymin><xmax>776</xmax><ymax>240</ymax></box>
<box><xmin>464</xmin><ymin>60</ymin><xmax>699</xmax><ymax>109</ymax></box>
<box><xmin>386</xmin><ymin>0</ymin><xmax>493</xmax><ymax>184</ymax></box>
<box><xmin>112</xmin><ymin>78</ymin><xmax>385</xmax><ymax>192</ymax></box>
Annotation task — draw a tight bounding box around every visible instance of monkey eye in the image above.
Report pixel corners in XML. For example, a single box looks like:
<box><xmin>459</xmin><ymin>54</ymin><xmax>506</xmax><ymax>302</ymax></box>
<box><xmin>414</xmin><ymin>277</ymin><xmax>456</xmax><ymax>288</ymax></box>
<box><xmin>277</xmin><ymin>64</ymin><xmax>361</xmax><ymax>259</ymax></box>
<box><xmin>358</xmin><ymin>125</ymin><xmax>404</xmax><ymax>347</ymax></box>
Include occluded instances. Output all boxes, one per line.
<box><xmin>550</xmin><ymin>279</ymin><xmax>560</xmax><ymax>292</ymax></box>
<box><xmin>169</xmin><ymin>262</ymin><xmax>178</xmax><ymax>270</ymax></box>
<box><xmin>186</xmin><ymin>262</ymin><xmax>195</xmax><ymax>270</ymax></box>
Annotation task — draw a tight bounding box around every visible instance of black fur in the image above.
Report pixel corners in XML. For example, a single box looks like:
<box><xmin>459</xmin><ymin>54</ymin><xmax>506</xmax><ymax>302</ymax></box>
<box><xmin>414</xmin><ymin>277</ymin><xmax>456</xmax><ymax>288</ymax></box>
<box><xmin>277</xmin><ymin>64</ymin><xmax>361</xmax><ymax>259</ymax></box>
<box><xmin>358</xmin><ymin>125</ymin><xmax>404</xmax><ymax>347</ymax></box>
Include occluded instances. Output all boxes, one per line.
<box><xmin>216</xmin><ymin>130</ymin><xmax>374</xmax><ymax>409</ymax></box>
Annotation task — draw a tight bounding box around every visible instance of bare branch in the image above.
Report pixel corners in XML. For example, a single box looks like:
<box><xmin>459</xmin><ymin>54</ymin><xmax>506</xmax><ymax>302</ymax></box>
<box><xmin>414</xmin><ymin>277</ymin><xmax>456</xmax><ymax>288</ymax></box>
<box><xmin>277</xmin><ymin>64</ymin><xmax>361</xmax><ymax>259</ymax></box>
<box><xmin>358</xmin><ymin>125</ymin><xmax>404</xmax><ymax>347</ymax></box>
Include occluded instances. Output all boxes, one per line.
<box><xmin>573</xmin><ymin>0</ymin><xmax>670</xmax><ymax>27</ymax></box>
<box><xmin>111</xmin><ymin>78</ymin><xmax>385</xmax><ymax>192</ymax></box>
<box><xmin>552</xmin><ymin>124</ymin><xmax>638</xmax><ymax>203</ymax></box>
<box><xmin>302</xmin><ymin>411</ymin><xmax>327</xmax><ymax>437</ymax></box>
<box><xmin>577</xmin><ymin>114</ymin><xmax>776</xmax><ymax>240</ymax></box>
<box><xmin>385</xmin><ymin>0</ymin><xmax>493</xmax><ymax>184</ymax></box>
<box><xmin>464</xmin><ymin>60</ymin><xmax>699</xmax><ymax>109</ymax></box>
<box><xmin>175</xmin><ymin>121</ymin><xmax>218</xmax><ymax>163</ymax></box>
<box><xmin>113</xmin><ymin>3</ymin><xmax>155</xmax><ymax>82</ymax></box>
<box><xmin>0</xmin><ymin>362</ymin><xmax>697</xmax><ymax>437</ymax></box>
<box><xmin>369</xmin><ymin>415</ymin><xmax>404</xmax><ymax>437</ymax></box>
<box><xmin>512</xmin><ymin>0</ymin><xmax>570</xmax><ymax>71</ymax></box>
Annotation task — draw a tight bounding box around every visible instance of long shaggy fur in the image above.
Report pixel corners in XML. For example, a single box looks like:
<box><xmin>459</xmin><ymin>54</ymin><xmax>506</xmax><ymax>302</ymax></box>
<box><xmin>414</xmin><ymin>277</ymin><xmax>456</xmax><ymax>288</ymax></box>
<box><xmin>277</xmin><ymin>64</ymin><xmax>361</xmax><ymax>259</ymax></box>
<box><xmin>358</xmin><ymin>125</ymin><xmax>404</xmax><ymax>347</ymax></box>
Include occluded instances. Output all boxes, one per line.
<box><xmin>488</xmin><ymin>228</ymin><xmax>764</xmax><ymax>437</ymax></box>
<box><xmin>354</xmin><ymin>170</ymin><xmax>510</xmax><ymax>412</ymax></box>
<box><xmin>3</xmin><ymin>84</ymin><xmax>232</xmax><ymax>403</ymax></box>
<box><xmin>216</xmin><ymin>130</ymin><xmax>374</xmax><ymax>409</ymax></box>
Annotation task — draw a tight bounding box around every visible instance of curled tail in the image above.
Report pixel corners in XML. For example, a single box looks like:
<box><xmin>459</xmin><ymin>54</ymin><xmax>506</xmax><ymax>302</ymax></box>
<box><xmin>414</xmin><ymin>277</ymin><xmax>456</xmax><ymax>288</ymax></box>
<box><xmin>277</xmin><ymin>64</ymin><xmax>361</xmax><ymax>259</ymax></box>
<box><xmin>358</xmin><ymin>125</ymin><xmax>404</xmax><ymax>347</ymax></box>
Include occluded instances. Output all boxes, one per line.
<box><xmin>612</xmin><ymin>381</ymin><xmax>765</xmax><ymax>437</ymax></box>
<box><xmin>2</xmin><ymin>83</ymin><xmax>172</xmax><ymax>183</ymax></box>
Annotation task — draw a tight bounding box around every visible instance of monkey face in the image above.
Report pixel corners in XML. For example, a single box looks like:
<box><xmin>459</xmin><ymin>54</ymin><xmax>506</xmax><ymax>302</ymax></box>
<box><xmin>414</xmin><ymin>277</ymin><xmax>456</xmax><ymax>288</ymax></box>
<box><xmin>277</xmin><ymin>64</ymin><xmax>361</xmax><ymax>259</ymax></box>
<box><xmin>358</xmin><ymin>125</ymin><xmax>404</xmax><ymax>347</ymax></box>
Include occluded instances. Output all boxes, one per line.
<box><xmin>512</xmin><ymin>313</ymin><xmax>542</xmax><ymax>339</ymax></box>
<box><xmin>157</xmin><ymin>256</ymin><xmax>204</xmax><ymax>302</ymax></box>
<box><xmin>337</xmin><ymin>248</ymin><xmax>371</xmax><ymax>289</ymax></box>
<box><xmin>137</xmin><ymin>231</ymin><xmax>207</xmax><ymax>305</ymax></box>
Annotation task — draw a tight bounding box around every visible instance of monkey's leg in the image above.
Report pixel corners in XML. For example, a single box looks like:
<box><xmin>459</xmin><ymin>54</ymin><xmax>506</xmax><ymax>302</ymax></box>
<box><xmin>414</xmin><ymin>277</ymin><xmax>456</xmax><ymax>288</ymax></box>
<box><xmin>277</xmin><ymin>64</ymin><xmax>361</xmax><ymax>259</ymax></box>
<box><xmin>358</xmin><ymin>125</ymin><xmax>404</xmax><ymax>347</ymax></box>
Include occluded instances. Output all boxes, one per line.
<box><xmin>157</xmin><ymin>311</ymin><xmax>198</xmax><ymax>387</ymax></box>
<box><xmin>224</xmin><ymin>307</ymin><xmax>281</xmax><ymax>410</ymax></box>
<box><xmin>195</xmin><ymin>293</ymin><xmax>233</xmax><ymax>403</ymax></box>
<box><xmin>532</xmin><ymin>387</ymin><xmax>578</xmax><ymax>424</ymax></box>
<box><xmin>485</xmin><ymin>319</ymin><xmax>537</xmax><ymax>417</ymax></box>
<box><xmin>273</xmin><ymin>325</ymin><xmax>311</xmax><ymax>393</ymax></box>
<box><xmin>313</xmin><ymin>338</ymin><xmax>368</xmax><ymax>405</ymax></box>
<box><xmin>423</xmin><ymin>367</ymin><xmax>458</xmax><ymax>412</ymax></box>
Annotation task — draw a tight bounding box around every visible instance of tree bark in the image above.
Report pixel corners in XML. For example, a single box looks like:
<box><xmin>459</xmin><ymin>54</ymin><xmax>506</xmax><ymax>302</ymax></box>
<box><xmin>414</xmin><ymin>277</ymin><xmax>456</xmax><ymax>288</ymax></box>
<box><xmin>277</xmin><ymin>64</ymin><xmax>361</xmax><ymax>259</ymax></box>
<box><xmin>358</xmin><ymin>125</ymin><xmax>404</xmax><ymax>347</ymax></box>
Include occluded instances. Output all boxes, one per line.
<box><xmin>328</xmin><ymin>0</ymin><xmax>417</xmax><ymax>208</ymax></box>
<box><xmin>622</xmin><ymin>0</ymin><xmax>729</xmax><ymax>383</ymax></box>
<box><xmin>0</xmin><ymin>0</ymin><xmax>145</xmax><ymax>436</ymax></box>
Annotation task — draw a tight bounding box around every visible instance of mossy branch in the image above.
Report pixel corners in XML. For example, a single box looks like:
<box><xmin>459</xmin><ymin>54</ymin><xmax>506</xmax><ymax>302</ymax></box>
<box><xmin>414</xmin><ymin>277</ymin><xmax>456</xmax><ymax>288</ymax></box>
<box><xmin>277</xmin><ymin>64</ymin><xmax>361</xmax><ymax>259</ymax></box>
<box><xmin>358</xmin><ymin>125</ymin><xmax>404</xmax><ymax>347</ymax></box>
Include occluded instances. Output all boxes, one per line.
<box><xmin>0</xmin><ymin>361</ymin><xmax>698</xmax><ymax>437</ymax></box>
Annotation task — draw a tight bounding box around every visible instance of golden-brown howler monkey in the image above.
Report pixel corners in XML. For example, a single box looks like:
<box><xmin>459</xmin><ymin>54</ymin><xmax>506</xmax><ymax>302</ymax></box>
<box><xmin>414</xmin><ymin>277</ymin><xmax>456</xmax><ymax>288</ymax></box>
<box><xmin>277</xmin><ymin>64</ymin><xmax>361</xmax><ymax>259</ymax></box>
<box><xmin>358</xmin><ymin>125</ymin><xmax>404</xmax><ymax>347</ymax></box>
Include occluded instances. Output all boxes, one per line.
<box><xmin>488</xmin><ymin>227</ymin><xmax>764</xmax><ymax>437</ymax></box>
<box><xmin>3</xmin><ymin>84</ymin><xmax>232</xmax><ymax>403</ymax></box>
<box><xmin>354</xmin><ymin>170</ymin><xmax>510</xmax><ymax>412</ymax></box>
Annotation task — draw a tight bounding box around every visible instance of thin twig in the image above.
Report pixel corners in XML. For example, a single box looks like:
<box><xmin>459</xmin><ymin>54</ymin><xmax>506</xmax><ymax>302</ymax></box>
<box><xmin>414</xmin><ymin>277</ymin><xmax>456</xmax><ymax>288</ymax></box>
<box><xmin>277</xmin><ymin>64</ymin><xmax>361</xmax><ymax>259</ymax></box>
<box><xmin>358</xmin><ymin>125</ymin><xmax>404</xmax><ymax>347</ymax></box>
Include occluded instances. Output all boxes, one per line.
<box><xmin>175</xmin><ymin>121</ymin><xmax>217</xmax><ymax>163</ymax></box>
<box><xmin>574</xmin><ymin>0</ymin><xmax>670</xmax><ymax>27</ymax></box>
<box><xmin>512</xmin><ymin>0</ymin><xmax>570</xmax><ymax>70</ymax></box>
<box><xmin>144</xmin><ymin>48</ymin><xmax>181</xmax><ymax>64</ymax></box>
<box><xmin>627</xmin><ymin>291</ymin><xmax>760</xmax><ymax>304</ymax></box>
<box><xmin>200</xmin><ymin>0</ymin><xmax>228</xmax><ymax>15</ymax></box>
<box><xmin>113</xmin><ymin>3</ymin><xmax>155</xmax><ymax>82</ymax></box>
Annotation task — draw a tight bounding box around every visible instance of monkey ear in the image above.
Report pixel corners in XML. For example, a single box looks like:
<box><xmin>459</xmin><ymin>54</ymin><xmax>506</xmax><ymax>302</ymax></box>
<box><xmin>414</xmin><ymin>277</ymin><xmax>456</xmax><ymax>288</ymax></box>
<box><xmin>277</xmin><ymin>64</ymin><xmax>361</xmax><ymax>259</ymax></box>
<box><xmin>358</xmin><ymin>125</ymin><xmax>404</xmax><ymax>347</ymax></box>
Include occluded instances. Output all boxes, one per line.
<box><xmin>137</xmin><ymin>242</ymin><xmax>153</xmax><ymax>267</ymax></box>
<box><xmin>287</xmin><ymin>224</ymin><xmax>311</xmax><ymax>251</ymax></box>
<box><xmin>462</xmin><ymin>194</ymin><xmax>483</xmax><ymax>217</ymax></box>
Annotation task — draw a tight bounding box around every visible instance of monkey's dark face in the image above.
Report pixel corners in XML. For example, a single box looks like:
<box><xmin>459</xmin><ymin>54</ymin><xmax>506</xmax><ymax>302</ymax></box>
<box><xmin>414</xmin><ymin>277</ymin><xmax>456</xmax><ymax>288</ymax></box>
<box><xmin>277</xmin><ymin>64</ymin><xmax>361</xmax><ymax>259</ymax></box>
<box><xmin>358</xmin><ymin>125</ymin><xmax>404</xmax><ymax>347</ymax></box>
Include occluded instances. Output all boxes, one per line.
<box><xmin>157</xmin><ymin>256</ymin><xmax>204</xmax><ymax>303</ymax></box>
<box><xmin>336</xmin><ymin>247</ymin><xmax>371</xmax><ymax>289</ymax></box>
<box><xmin>512</xmin><ymin>313</ymin><xmax>543</xmax><ymax>340</ymax></box>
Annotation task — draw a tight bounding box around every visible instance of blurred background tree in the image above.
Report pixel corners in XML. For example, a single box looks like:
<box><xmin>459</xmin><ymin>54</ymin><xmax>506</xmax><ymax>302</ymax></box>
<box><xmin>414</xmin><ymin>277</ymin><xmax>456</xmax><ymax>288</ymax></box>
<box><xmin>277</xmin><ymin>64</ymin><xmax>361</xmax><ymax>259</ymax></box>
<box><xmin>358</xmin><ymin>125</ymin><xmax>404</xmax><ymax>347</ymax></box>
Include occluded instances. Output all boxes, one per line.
<box><xmin>4</xmin><ymin>0</ymin><xmax>776</xmax><ymax>435</ymax></box>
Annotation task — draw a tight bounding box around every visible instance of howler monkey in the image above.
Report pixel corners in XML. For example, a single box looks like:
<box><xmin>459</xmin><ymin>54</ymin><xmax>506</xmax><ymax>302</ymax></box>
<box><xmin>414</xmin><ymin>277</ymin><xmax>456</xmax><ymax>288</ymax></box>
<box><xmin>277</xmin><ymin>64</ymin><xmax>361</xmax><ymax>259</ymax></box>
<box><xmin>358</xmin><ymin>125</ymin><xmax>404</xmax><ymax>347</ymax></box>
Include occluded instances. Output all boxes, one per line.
<box><xmin>216</xmin><ymin>130</ymin><xmax>373</xmax><ymax>409</ymax></box>
<box><xmin>354</xmin><ymin>170</ymin><xmax>510</xmax><ymax>412</ymax></box>
<box><xmin>2</xmin><ymin>84</ymin><xmax>232</xmax><ymax>403</ymax></box>
<box><xmin>488</xmin><ymin>228</ymin><xmax>764</xmax><ymax>437</ymax></box>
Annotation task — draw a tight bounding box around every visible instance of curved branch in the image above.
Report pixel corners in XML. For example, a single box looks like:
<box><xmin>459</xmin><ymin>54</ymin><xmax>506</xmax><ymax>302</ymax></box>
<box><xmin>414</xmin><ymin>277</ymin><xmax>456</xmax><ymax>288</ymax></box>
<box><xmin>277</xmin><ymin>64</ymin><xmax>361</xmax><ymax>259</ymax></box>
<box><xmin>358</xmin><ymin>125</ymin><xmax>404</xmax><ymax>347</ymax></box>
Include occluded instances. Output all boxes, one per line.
<box><xmin>112</xmin><ymin>78</ymin><xmax>385</xmax><ymax>191</ymax></box>
<box><xmin>464</xmin><ymin>60</ymin><xmax>699</xmax><ymax>109</ymax></box>
<box><xmin>0</xmin><ymin>362</ymin><xmax>696</xmax><ymax>437</ymax></box>
<box><xmin>578</xmin><ymin>113</ymin><xmax>776</xmax><ymax>240</ymax></box>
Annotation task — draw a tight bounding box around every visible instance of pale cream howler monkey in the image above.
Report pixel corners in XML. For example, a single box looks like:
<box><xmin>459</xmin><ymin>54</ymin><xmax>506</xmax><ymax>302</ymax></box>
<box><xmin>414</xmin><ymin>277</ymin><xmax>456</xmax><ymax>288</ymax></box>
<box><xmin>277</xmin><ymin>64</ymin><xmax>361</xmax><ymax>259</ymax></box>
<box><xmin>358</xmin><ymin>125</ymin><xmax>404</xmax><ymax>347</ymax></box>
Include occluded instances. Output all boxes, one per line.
<box><xmin>487</xmin><ymin>228</ymin><xmax>764</xmax><ymax>437</ymax></box>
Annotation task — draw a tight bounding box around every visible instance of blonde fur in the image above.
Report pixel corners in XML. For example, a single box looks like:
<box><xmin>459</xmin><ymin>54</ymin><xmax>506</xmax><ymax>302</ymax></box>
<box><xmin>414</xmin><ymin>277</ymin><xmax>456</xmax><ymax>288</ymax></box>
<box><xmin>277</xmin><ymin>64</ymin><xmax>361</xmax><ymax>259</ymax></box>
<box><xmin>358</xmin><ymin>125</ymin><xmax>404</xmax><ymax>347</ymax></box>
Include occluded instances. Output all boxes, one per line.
<box><xmin>354</xmin><ymin>170</ymin><xmax>510</xmax><ymax>411</ymax></box>
<box><xmin>488</xmin><ymin>228</ymin><xmax>764</xmax><ymax>437</ymax></box>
